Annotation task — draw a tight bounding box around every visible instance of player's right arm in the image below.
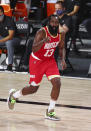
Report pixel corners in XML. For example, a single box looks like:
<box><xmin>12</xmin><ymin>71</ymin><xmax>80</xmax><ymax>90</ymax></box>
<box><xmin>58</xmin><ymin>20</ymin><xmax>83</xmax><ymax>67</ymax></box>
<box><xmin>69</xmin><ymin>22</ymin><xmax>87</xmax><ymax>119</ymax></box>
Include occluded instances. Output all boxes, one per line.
<box><xmin>32</xmin><ymin>28</ymin><xmax>49</xmax><ymax>53</ymax></box>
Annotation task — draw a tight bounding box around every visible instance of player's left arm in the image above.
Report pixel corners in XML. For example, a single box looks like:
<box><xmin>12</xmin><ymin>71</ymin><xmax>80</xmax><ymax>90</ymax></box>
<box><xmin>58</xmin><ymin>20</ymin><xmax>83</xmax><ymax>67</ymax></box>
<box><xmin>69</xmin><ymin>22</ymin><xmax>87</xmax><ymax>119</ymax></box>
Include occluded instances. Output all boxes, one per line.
<box><xmin>58</xmin><ymin>32</ymin><xmax>67</xmax><ymax>70</ymax></box>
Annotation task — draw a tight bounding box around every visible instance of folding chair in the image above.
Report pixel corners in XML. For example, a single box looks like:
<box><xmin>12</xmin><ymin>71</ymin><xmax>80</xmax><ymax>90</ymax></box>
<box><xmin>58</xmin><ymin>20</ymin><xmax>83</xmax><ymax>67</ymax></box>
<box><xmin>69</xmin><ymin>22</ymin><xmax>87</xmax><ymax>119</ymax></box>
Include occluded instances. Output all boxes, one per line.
<box><xmin>14</xmin><ymin>19</ymin><xmax>33</xmax><ymax>70</ymax></box>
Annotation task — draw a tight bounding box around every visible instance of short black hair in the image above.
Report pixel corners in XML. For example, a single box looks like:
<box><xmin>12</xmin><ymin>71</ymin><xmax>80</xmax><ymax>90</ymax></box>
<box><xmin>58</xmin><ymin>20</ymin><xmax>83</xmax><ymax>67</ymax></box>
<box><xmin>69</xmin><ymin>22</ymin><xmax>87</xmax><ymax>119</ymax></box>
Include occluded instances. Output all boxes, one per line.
<box><xmin>42</xmin><ymin>15</ymin><xmax>59</xmax><ymax>27</ymax></box>
<box><xmin>49</xmin><ymin>14</ymin><xmax>59</xmax><ymax>22</ymax></box>
<box><xmin>56</xmin><ymin>1</ymin><xmax>65</xmax><ymax>8</ymax></box>
<box><xmin>0</xmin><ymin>6</ymin><xmax>4</xmax><ymax>13</ymax></box>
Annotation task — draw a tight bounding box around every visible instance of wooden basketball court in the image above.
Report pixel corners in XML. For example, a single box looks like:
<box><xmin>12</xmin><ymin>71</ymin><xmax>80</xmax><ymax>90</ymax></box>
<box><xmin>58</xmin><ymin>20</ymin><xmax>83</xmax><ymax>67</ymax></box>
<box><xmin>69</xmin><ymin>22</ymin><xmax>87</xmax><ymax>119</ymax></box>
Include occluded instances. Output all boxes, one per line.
<box><xmin>0</xmin><ymin>72</ymin><xmax>91</xmax><ymax>131</ymax></box>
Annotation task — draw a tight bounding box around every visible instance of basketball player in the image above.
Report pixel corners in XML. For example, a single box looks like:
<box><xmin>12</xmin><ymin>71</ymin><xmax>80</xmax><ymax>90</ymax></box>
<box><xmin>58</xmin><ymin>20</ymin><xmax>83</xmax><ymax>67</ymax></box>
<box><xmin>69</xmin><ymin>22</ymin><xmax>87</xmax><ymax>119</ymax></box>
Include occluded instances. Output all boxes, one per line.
<box><xmin>7</xmin><ymin>15</ymin><xmax>66</xmax><ymax>121</ymax></box>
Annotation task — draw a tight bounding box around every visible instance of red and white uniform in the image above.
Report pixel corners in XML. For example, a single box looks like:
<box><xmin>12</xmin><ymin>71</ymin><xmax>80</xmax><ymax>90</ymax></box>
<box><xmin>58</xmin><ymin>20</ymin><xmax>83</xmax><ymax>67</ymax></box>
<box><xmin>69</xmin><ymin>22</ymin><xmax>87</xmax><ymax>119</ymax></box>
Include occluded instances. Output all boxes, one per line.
<box><xmin>29</xmin><ymin>26</ymin><xmax>61</xmax><ymax>86</ymax></box>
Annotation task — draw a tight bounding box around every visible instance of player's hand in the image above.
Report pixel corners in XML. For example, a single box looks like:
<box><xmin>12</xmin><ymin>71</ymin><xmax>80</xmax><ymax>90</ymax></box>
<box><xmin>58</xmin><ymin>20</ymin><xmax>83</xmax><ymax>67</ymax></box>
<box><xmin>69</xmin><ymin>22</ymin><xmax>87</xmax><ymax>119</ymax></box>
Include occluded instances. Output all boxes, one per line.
<box><xmin>61</xmin><ymin>59</ymin><xmax>67</xmax><ymax>70</ymax></box>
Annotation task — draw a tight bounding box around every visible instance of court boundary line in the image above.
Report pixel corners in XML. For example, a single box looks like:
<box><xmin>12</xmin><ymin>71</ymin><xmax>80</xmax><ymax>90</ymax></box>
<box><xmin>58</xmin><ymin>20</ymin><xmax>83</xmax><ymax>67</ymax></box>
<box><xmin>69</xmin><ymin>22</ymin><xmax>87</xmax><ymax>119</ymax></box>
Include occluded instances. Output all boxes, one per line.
<box><xmin>0</xmin><ymin>71</ymin><xmax>91</xmax><ymax>80</ymax></box>
<box><xmin>0</xmin><ymin>98</ymin><xmax>91</xmax><ymax>110</ymax></box>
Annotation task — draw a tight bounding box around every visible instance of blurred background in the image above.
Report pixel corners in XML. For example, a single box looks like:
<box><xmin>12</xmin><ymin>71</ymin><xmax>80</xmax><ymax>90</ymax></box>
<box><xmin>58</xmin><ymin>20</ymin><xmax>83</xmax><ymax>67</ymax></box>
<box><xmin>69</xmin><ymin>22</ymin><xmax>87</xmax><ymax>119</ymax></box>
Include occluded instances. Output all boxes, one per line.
<box><xmin>0</xmin><ymin>0</ymin><xmax>91</xmax><ymax>78</ymax></box>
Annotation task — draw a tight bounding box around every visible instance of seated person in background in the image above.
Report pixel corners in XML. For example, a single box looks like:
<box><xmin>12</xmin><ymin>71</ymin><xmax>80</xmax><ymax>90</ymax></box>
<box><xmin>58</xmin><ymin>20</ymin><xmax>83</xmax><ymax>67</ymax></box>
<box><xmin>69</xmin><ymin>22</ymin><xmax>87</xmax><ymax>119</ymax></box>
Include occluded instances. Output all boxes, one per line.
<box><xmin>54</xmin><ymin>1</ymin><xmax>72</xmax><ymax>62</ymax></box>
<box><xmin>0</xmin><ymin>6</ymin><xmax>20</xmax><ymax>71</ymax></box>
<box><xmin>55</xmin><ymin>1</ymin><xmax>72</xmax><ymax>34</ymax></box>
<box><xmin>61</xmin><ymin>0</ymin><xmax>80</xmax><ymax>52</ymax></box>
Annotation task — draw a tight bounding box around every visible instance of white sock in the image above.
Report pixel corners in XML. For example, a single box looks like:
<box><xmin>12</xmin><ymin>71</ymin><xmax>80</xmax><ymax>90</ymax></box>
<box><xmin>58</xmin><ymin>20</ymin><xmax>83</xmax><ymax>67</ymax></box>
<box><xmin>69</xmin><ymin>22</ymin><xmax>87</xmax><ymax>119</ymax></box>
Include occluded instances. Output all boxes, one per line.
<box><xmin>48</xmin><ymin>99</ymin><xmax>56</xmax><ymax>112</ymax></box>
<box><xmin>13</xmin><ymin>90</ymin><xmax>22</xmax><ymax>99</ymax></box>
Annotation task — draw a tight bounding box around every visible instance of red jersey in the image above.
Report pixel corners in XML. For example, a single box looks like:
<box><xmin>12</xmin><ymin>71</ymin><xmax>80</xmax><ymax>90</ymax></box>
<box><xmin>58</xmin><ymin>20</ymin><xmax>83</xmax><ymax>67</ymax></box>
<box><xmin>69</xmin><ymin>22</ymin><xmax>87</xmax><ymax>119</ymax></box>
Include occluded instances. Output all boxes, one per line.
<box><xmin>33</xmin><ymin>26</ymin><xmax>60</xmax><ymax>60</ymax></box>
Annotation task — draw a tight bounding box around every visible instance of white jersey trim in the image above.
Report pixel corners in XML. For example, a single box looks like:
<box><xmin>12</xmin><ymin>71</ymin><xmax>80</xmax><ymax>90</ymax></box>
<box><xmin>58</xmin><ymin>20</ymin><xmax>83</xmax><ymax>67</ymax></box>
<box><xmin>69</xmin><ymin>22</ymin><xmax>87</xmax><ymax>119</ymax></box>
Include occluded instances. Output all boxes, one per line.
<box><xmin>31</xmin><ymin>52</ymin><xmax>41</xmax><ymax>60</ymax></box>
<box><xmin>30</xmin><ymin>81</ymin><xmax>40</xmax><ymax>86</ymax></box>
<box><xmin>48</xmin><ymin>75</ymin><xmax>61</xmax><ymax>80</ymax></box>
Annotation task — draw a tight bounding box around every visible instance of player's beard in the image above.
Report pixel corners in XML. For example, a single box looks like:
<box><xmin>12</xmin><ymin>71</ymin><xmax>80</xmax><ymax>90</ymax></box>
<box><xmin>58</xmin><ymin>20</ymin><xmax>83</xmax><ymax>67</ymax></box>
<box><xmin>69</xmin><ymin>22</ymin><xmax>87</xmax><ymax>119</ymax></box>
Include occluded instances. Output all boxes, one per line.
<box><xmin>48</xmin><ymin>25</ymin><xmax>59</xmax><ymax>36</ymax></box>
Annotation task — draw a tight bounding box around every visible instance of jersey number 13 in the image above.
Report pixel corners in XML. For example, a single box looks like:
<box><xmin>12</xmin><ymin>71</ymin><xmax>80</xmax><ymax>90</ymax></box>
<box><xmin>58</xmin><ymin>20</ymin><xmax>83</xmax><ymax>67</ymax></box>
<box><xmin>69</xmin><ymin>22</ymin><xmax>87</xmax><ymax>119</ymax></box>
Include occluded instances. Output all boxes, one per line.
<box><xmin>44</xmin><ymin>49</ymin><xmax>54</xmax><ymax>57</ymax></box>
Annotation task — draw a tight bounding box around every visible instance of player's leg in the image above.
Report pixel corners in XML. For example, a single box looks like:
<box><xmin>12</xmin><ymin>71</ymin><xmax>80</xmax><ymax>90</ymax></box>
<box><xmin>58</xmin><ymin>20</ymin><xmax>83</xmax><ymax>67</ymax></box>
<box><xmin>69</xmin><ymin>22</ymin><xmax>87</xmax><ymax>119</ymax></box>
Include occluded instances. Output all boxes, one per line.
<box><xmin>45</xmin><ymin>59</ymin><xmax>61</xmax><ymax>121</ymax></box>
<box><xmin>49</xmin><ymin>77</ymin><xmax>61</xmax><ymax>112</ymax></box>
<box><xmin>45</xmin><ymin>77</ymin><xmax>61</xmax><ymax>121</ymax></box>
<box><xmin>50</xmin><ymin>77</ymin><xmax>61</xmax><ymax>101</ymax></box>
<box><xmin>7</xmin><ymin>54</ymin><xmax>43</xmax><ymax>110</ymax></box>
<box><xmin>7</xmin><ymin>85</ymin><xmax>39</xmax><ymax>110</ymax></box>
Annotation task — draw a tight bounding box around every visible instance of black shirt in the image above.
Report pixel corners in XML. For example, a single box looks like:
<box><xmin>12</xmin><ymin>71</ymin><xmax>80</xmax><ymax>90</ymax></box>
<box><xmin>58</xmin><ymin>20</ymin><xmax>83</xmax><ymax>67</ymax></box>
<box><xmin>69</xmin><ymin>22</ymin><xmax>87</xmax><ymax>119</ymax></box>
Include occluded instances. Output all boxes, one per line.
<box><xmin>42</xmin><ymin>14</ymin><xmax>72</xmax><ymax>29</ymax></box>
<box><xmin>0</xmin><ymin>15</ymin><xmax>16</xmax><ymax>37</ymax></box>
<box><xmin>64</xmin><ymin>0</ymin><xmax>80</xmax><ymax>13</ymax></box>
<box><xmin>59</xmin><ymin>14</ymin><xmax>72</xmax><ymax>30</ymax></box>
